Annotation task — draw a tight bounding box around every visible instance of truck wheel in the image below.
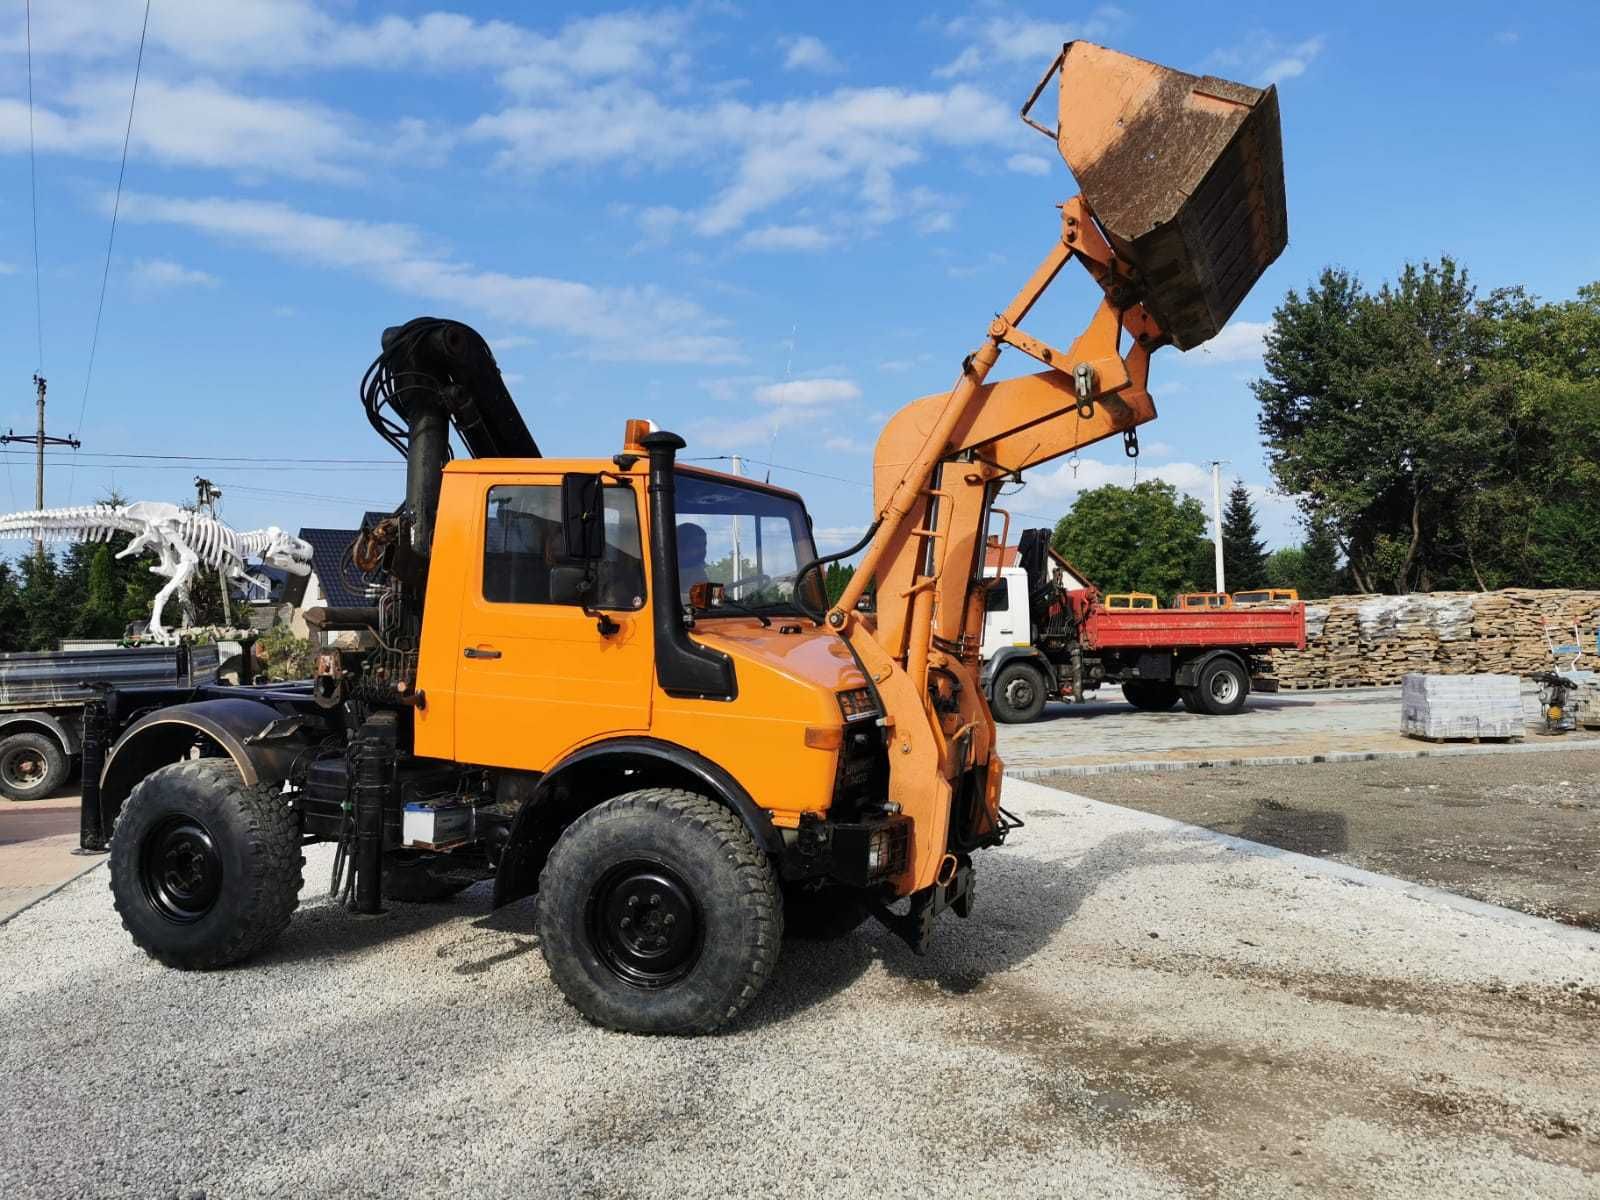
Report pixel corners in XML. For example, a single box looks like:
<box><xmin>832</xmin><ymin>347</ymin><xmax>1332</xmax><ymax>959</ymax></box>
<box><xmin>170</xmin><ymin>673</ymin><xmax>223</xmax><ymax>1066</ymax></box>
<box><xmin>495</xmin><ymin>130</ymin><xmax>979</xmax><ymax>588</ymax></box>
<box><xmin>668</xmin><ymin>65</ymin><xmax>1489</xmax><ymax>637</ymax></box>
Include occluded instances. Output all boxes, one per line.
<box><xmin>0</xmin><ymin>731</ymin><xmax>68</xmax><ymax>800</ymax></box>
<box><xmin>109</xmin><ymin>758</ymin><xmax>302</xmax><ymax>970</ymax></box>
<box><xmin>1179</xmin><ymin>687</ymin><xmax>1203</xmax><ymax>713</ymax></box>
<box><xmin>1121</xmin><ymin>681</ymin><xmax>1181</xmax><ymax>712</ymax></box>
<box><xmin>991</xmin><ymin>661</ymin><xmax>1048</xmax><ymax>723</ymax></box>
<box><xmin>783</xmin><ymin>884</ymin><xmax>870</xmax><ymax>940</ymax></box>
<box><xmin>536</xmin><ymin>788</ymin><xmax>782</xmax><ymax>1035</ymax></box>
<box><xmin>1196</xmin><ymin>657</ymin><xmax>1250</xmax><ymax>715</ymax></box>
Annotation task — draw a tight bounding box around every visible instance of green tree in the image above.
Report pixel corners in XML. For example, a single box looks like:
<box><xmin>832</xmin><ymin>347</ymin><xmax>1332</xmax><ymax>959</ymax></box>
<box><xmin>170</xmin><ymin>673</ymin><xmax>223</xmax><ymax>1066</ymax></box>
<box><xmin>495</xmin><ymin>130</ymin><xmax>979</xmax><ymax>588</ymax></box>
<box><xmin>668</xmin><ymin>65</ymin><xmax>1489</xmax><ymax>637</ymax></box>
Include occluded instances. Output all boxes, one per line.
<box><xmin>1299</xmin><ymin>517</ymin><xmax>1343</xmax><ymax>597</ymax></box>
<box><xmin>1053</xmin><ymin>480</ymin><xmax>1209</xmax><ymax>598</ymax></box>
<box><xmin>823</xmin><ymin>562</ymin><xmax>855</xmax><ymax>606</ymax></box>
<box><xmin>0</xmin><ymin>561</ymin><xmax>25</xmax><ymax>652</ymax></box>
<box><xmin>72</xmin><ymin>545</ymin><xmax>124</xmax><ymax>638</ymax></box>
<box><xmin>1221</xmin><ymin>479</ymin><xmax>1267</xmax><ymax>590</ymax></box>
<box><xmin>1262</xmin><ymin>517</ymin><xmax>1344</xmax><ymax>599</ymax></box>
<box><xmin>1256</xmin><ymin>263</ymin><xmax>1600</xmax><ymax>591</ymax></box>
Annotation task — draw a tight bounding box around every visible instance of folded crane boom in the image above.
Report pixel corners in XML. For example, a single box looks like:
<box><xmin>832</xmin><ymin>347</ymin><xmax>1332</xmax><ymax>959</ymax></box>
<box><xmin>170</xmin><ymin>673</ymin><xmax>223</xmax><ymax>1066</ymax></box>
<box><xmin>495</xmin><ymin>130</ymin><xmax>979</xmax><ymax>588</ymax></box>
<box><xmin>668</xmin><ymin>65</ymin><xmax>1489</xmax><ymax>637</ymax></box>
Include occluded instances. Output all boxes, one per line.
<box><xmin>829</xmin><ymin>42</ymin><xmax>1288</xmax><ymax>888</ymax></box>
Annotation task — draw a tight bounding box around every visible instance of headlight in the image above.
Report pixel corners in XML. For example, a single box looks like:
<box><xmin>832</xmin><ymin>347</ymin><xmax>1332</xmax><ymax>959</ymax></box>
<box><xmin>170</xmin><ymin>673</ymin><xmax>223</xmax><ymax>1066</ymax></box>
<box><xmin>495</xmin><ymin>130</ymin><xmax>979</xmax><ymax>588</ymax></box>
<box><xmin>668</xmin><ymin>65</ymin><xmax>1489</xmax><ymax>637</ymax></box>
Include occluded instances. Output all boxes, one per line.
<box><xmin>836</xmin><ymin>686</ymin><xmax>878</xmax><ymax>722</ymax></box>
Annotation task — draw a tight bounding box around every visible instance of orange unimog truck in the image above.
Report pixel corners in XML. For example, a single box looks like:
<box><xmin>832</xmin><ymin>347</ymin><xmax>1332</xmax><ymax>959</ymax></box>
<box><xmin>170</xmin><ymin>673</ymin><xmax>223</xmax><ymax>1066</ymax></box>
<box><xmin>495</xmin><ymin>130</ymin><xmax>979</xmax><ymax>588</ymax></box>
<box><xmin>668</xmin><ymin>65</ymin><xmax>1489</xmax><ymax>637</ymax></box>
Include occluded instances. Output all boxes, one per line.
<box><xmin>84</xmin><ymin>42</ymin><xmax>1286</xmax><ymax>1033</ymax></box>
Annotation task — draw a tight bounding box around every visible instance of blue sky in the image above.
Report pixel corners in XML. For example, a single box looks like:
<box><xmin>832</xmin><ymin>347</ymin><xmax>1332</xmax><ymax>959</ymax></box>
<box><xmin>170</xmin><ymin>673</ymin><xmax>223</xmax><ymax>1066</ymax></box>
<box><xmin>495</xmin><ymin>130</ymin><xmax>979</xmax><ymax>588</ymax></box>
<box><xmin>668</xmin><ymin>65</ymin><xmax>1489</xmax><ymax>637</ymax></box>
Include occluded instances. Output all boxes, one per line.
<box><xmin>2</xmin><ymin>1</ymin><xmax>1596</xmax><ymax>559</ymax></box>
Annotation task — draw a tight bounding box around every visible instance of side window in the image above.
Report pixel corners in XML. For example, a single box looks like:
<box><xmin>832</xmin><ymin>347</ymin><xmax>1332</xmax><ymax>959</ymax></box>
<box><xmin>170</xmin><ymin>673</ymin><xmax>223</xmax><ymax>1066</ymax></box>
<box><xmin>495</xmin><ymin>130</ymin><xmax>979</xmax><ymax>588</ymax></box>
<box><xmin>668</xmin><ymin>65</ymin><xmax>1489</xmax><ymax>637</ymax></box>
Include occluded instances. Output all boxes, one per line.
<box><xmin>985</xmin><ymin>580</ymin><xmax>1009</xmax><ymax>613</ymax></box>
<box><xmin>483</xmin><ymin>484</ymin><xmax>645</xmax><ymax>609</ymax></box>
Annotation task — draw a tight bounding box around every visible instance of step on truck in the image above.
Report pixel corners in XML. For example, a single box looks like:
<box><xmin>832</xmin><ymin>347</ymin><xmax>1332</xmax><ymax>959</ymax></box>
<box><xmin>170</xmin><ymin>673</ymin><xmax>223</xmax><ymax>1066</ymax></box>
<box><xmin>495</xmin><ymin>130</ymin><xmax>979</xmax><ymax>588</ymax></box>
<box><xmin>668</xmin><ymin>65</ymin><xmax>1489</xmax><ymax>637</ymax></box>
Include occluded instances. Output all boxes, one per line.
<box><xmin>80</xmin><ymin>42</ymin><xmax>1288</xmax><ymax>1033</ymax></box>
<box><xmin>981</xmin><ymin>530</ymin><xmax>1306</xmax><ymax>722</ymax></box>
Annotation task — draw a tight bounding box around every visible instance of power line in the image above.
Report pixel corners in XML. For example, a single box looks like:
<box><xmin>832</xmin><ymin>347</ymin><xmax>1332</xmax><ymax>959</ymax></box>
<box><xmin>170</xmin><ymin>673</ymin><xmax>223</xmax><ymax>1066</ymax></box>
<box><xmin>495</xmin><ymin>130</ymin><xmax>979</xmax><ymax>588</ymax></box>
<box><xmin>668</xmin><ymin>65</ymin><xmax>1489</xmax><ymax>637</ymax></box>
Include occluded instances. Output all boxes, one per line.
<box><xmin>70</xmin><ymin>0</ymin><xmax>152</xmax><ymax>501</ymax></box>
<box><xmin>25</xmin><ymin>0</ymin><xmax>43</xmax><ymax>373</ymax></box>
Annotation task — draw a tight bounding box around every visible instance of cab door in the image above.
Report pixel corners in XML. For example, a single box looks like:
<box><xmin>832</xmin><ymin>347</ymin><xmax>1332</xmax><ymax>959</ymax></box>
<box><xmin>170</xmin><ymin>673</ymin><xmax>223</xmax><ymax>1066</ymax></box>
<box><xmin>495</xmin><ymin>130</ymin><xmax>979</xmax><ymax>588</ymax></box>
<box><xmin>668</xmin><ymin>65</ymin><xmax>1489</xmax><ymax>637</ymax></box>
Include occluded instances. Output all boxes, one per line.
<box><xmin>452</xmin><ymin>474</ymin><xmax>652</xmax><ymax>771</ymax></box>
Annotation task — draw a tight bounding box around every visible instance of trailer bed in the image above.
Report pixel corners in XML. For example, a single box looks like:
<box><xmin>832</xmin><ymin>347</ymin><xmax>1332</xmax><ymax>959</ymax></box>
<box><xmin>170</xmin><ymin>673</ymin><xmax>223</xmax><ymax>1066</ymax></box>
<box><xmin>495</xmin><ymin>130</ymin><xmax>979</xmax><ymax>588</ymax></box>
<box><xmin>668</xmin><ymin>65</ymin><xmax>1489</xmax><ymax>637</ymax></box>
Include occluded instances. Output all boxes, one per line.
<box><xmin>1079</xmin><ymin>603</ymin><xmax>1306</xmax><ymax>652</ymax></box>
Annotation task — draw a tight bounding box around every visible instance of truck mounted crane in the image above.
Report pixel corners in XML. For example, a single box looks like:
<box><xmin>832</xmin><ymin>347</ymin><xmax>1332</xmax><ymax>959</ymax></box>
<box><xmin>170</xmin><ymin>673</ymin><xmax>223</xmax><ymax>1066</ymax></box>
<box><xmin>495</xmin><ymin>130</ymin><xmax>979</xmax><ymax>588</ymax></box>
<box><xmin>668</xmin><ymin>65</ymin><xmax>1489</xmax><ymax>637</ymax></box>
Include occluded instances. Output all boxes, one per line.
<box><xmin>82</xmin><ymin>43</ymin><xmax>1287</xmax><ymax>1033</ymax></box>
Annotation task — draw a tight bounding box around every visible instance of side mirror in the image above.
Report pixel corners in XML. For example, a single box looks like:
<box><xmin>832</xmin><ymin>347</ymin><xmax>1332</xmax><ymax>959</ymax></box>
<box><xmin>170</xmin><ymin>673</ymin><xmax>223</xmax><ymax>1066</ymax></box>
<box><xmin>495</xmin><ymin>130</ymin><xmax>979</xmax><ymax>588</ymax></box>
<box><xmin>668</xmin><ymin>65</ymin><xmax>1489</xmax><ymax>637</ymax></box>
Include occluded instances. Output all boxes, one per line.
<box><xmin>687</xmin><ymin>580</ymin><xmax>725</xmax><ymax>610</ymax></box>
<box><xmin>560</xmin><ymin>473</ymin><xmax>606</xmax><ymax>560</ymax></box>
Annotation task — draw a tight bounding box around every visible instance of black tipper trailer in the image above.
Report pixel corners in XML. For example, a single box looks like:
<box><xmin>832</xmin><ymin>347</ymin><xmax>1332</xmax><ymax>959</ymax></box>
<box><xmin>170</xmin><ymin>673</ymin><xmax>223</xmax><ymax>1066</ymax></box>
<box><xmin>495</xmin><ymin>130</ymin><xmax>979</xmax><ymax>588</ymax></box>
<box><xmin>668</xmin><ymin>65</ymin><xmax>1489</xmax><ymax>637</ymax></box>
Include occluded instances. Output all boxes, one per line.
<box><xmin>0</xmin><ymin>645</ymin><xmax>220</xmax><ymax>801</ymax></box>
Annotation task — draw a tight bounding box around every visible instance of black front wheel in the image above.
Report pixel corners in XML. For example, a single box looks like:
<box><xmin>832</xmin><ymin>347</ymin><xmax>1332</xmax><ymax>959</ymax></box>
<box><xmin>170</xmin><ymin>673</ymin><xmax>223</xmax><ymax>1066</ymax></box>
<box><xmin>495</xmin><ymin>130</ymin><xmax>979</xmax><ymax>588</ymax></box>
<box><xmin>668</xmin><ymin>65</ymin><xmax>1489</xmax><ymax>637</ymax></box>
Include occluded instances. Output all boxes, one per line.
<box><xmin>536</xmin><ymin>788</ymin><xmax>781</xmax><ymax>1035</ymax></box>
<box><xmin>109</xmin><ymin>759</ymin><xmax>302</xmax><ymax>969</ymax></box>
<box><xmin>990</xmin><ymin>661</ymin><xmax>1049</xmax><ymax>723</ymax></box>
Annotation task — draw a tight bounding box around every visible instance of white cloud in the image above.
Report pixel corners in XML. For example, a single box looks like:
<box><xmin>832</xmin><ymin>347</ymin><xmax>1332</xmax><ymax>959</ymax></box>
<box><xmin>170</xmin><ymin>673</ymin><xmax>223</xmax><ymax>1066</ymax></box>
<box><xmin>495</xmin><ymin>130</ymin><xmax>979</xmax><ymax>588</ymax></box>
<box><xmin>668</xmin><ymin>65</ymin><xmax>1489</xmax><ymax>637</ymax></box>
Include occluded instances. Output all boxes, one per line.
<box><xmin>1192</xmin><ymin>319</ymin><xmax>1269</xmax><ymax>364</ymax></box>
<box><xmin>1005</xmin><ymin>153</ymin><xmax>1051</xmax><ymax>176</ymax></box>
<box><xmin>0</xmin><ymin>3</ymin><xmax>690</xmax><ymax>94</ymax></box>
<box><xmin>754</xmin><ymin>379</ymin><xmax>861</xmax><ymax>409</ymax></box>
<box><xmin>822</xmin><ymin>435</ymin><xmax>867</xmax><ymax>454</ymax></box>
<box><xmin>813</xmin><ymin>524</ymin><xmax>869</xmax><ymax>552</ymax></box>
<box><xmin>0</xmin><ymin>260</ymin><xmax>16</xmax><ymax>275</ymax></box>
<box><xmin>738</xmin><ymin>224</ymin><xmax>835</xmax><ymax>252</ymax></box>
<box><xmin>0</xmin><ymin>76</ymin><xmax>384</xmax><ymax>182</ymax></box>
<box><xmin>131</xmin><ymin>258</ymin><xmax>217</xmax><ymax>289</ymax></box>
<box><xmin>781</xmin><ymin>34</ymin><xmax>842</xmax><ymax>74</ymax></box>
<box><xmin>117</xmin><ymin>192</ymin><xmax>742</xmax><ymax>365</ymax></box>
<box><xmin>469</xmin><ymin>82</ymin><xmax>1009</xmax><ymax>238</ymax></box>
<box><xmin>1209</xmin><ymin>33</ymin><xmax>1326</xmax><ymax>85</ymax></box>
<box><xmin>1493</xmin><ymin>31</ymin><xmax>1520</xmax><ymax>46</ymax></box>
<box><xmin>693</xmin><ymin>377</ymin><xmax>862</xmax><ymax>450</ymax></box>
<box><xmin>934</xmin><ymin>7</ymin><xmax>1128</xmax><ymax>77</ymax></box>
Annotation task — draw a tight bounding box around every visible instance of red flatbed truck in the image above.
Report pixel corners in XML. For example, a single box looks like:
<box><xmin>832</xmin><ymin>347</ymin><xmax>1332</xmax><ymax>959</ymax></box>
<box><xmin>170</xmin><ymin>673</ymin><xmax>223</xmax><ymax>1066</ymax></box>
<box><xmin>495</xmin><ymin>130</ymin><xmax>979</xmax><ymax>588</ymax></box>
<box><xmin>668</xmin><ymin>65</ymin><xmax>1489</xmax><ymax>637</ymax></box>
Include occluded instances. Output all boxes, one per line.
<box><xmin>980</xmin><ymin>530</ymin><xmax>1306</xmax><ymax>722</ymax></box>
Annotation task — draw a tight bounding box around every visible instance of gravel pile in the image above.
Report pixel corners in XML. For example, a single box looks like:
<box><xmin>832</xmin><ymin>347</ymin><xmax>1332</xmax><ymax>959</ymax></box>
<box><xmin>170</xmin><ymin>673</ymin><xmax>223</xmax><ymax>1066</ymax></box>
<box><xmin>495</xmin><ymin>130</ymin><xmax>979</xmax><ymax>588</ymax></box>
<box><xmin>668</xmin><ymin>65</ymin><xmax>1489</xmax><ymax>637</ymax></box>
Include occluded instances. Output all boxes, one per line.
<box><xmin>2</xmin><ymin>779</ymin><xmax>1596</xmax><ymax>1199</ymax></box>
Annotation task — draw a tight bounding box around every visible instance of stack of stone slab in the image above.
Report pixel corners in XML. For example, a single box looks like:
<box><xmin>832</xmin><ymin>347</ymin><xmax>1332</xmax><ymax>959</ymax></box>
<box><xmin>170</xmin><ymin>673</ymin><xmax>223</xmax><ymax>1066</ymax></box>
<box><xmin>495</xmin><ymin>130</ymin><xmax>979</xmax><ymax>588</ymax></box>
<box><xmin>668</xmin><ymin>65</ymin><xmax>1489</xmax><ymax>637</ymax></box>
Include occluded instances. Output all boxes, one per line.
<box><xmin>1400</xmin><ymin>672</ymin><xmax>1524</xmax><ymax>742</ymax></box>
<box><xmin>1271</xmin><ymin>589</ymin><xmax>1600</xmax><ymax>689</ymax></box>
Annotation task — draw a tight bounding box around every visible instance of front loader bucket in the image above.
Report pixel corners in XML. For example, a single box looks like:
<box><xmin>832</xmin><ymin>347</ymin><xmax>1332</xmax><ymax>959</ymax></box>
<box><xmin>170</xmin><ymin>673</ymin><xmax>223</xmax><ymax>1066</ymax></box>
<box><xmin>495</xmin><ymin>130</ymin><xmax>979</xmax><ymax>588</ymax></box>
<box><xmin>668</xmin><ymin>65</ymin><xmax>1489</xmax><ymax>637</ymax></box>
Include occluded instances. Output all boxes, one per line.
<box><xmin>1023</xmin><ymin>42</ymin><xmax>1287</xmax><ymax>350</ymax></box>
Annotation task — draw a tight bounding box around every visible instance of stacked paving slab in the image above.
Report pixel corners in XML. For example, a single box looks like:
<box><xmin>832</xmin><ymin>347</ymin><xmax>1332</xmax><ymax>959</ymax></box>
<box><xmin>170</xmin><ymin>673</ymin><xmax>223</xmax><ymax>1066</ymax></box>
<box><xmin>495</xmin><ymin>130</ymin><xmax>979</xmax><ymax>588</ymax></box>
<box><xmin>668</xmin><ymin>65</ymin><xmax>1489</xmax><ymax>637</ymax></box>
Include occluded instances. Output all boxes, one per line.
<box><xmin>1270</xmin><ymin>589</ymin><xmax>1600</xmax><ymax>689</ymax></box>
<box><xmin>1400</xmin><ymin>673</ymin><xmax>1524</xmax><ymax>741</ymax></box>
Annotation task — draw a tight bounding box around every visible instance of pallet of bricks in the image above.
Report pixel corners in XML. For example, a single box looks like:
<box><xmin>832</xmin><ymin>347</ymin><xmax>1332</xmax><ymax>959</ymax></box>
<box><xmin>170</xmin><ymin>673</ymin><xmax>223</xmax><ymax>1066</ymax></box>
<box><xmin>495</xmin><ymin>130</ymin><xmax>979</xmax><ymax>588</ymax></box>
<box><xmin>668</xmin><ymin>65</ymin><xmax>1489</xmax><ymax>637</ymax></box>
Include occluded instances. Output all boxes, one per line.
<box><xmin>1270</xmin><ymin>589</ymin><xmax>1600</xmax><ymax>690</ymax></box>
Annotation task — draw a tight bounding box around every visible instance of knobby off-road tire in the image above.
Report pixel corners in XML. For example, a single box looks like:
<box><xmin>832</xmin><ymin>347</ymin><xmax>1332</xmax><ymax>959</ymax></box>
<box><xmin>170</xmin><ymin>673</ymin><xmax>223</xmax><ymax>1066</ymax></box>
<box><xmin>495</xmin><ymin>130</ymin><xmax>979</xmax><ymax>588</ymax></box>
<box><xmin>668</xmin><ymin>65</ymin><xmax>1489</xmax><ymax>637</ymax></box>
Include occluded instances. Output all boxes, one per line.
<box><xmin>1121</xmin><ymin>681</ymin><xmax>1182</xmax><ymax>712</ymax></box>
<box><xmin>0</xmin><ymin>730</ymin><xmax>68</xmax><ymax>800</ymax></box>
<box><xmin>782</xmin><ymin>883</ymin><xmax>871</xmax><ymax>941</ymax></box>
<box><xmin>536</xmin><ymin>788</ymin><xmax>782</xmax><ymax>1035</ymax></box>
<box><xmin>991</xmin><ymin>661</ymin><xmax>1048</xmax><ymax>723</ymax></box>
<box><xmin>109</xmin><ymin>758</ymin><xmax>302</xmax><ymax>969</ymax></box>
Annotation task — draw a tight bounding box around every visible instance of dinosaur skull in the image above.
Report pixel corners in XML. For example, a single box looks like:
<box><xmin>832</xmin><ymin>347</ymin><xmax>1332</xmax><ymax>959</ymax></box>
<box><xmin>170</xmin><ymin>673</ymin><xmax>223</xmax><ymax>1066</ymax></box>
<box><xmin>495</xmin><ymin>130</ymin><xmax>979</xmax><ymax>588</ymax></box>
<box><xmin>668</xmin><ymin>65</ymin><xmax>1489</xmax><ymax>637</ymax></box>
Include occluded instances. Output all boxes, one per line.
<box><xmin>260</xmin><ymin>527</ymin><xmax>314</xmax><ymax>575</ymax></box>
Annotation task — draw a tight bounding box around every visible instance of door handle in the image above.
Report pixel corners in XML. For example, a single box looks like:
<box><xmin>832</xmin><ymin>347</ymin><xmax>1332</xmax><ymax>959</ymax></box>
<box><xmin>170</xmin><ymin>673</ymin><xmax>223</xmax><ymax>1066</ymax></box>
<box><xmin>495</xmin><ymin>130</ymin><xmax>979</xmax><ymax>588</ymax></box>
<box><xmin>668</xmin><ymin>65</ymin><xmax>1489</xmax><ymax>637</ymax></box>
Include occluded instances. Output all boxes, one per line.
<box><xmin>463</xmin><ymin>646</ymin><xmax>502</xmax><ymax>660</ymax></box>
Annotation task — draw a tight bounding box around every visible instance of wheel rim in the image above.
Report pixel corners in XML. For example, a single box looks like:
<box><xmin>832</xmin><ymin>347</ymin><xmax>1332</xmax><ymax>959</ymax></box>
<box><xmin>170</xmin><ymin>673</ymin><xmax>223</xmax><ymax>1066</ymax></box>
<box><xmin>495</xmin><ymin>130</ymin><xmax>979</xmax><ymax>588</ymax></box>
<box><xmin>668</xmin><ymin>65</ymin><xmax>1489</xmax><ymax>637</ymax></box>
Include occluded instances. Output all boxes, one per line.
<box><xmin>586</xmin><ymin>859</ymin><xmax>702</xmax><ymax>989</ymax></box>
<box><xmin>0</xmin><ymin>746</ymin><xmax>46</xmax><ymax>792</ymax></box>
<box><xmin>139</xmin><ymin>816</ymin><xmax>224</xmax><ymax>924</ymax></box>
<box><xmin>1209</xmin><ymin>670</ymin><xmax>1241</xmax><ymax>706</ymax></box>
<box><xmin>1003</xmin><ymin>674</ymin><xmax>1037</xmax><ymax>712</ymax></box>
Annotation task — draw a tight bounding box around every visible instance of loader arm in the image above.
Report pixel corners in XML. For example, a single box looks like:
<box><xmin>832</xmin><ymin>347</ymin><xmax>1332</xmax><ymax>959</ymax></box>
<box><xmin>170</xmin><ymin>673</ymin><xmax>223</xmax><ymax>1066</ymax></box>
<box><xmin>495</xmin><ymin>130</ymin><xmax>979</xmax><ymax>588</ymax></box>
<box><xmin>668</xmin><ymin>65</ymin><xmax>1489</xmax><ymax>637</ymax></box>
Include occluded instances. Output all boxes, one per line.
<box><xmin>826</xmin><ymin>42</ymin><xmax>1288</xmax><ymax>894</ymax></box>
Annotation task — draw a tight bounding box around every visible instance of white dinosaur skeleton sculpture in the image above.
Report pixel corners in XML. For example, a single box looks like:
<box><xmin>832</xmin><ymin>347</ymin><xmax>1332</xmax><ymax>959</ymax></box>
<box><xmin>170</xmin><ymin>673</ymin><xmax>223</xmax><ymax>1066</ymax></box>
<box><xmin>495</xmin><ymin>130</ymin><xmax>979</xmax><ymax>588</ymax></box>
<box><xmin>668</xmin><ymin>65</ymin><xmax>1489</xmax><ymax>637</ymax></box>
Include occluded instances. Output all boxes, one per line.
<box><xmin>0</xmin><ymin>501</ymin><xmax>314</xmax><ymax>643</ymax></box>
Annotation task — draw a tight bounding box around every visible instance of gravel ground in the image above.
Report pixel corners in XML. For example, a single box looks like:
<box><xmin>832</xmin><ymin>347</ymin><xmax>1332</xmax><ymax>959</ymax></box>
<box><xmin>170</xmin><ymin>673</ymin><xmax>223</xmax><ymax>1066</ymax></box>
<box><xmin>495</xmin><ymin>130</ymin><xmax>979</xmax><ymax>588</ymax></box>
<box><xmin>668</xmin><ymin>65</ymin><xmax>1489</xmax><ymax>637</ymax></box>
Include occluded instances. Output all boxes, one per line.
<box><xmin>2</xmin><ymin>778</ymin><xmax>1596</xmax><ymax>1199</ymax></box>
<box><xmin>1052</xmin><ymin>750</ymin><xmax>1600</xmax><ymax>930</ymax></box>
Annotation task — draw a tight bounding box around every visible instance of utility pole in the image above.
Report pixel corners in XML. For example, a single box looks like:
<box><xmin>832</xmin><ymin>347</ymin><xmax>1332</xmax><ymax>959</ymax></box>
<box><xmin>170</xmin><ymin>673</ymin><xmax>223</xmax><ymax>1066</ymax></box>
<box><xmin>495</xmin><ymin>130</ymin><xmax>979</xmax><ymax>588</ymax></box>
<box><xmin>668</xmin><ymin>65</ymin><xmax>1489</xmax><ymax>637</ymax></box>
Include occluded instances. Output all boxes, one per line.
<box><xmin>1210</xmin><ymin>460</ymin><xmax>1227</xmax><ymax>594</ymax></box>
<box><xmin>729</xmin><ymin>454</ymin><xmax>743</xmax><ymax>587</ymax></box>
<box><xmin>1</xmin><ymin>375</ymin><xmax>82</xmax><ymax>558</ymax></box>
<box><xmin>194</xmin><ymin>476</ymin><xmax>232</xmax><ymax>626</ymax></box>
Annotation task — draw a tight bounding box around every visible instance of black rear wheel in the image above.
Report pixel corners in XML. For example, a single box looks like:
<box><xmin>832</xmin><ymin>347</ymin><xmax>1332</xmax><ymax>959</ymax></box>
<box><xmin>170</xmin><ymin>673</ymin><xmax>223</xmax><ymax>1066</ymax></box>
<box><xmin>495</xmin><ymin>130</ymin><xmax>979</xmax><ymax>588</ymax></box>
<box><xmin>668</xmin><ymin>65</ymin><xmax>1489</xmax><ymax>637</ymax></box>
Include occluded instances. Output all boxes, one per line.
<box><xmin>1196</xmin><ymin>657</ymin><xmax>1250</xmax><ymax>715</ymax></box>
<box><xmin>109</xmin><ymin>758</ymin><xmax>302</xmax><ymax>969</ymax></box>
<box><xmin>536</xmin><ymin>788</ymin><xmax>781</xmax><ymax>1034</ymax></box>
<box><xmin>0</xmin><ymin>731</ymin><xmax>68</xmax><ymax>801</ymax></box>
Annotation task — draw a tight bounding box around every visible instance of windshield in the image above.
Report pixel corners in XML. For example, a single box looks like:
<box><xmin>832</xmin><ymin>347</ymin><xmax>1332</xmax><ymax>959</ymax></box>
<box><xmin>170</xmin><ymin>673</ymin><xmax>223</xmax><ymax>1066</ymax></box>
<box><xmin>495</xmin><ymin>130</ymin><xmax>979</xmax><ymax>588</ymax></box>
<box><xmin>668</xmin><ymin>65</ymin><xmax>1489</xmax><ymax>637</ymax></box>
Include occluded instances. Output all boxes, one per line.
<box><xmin>674</xmin><ymin>471</ymin><xmax>824</xmax><ymax>615</ymax></box>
